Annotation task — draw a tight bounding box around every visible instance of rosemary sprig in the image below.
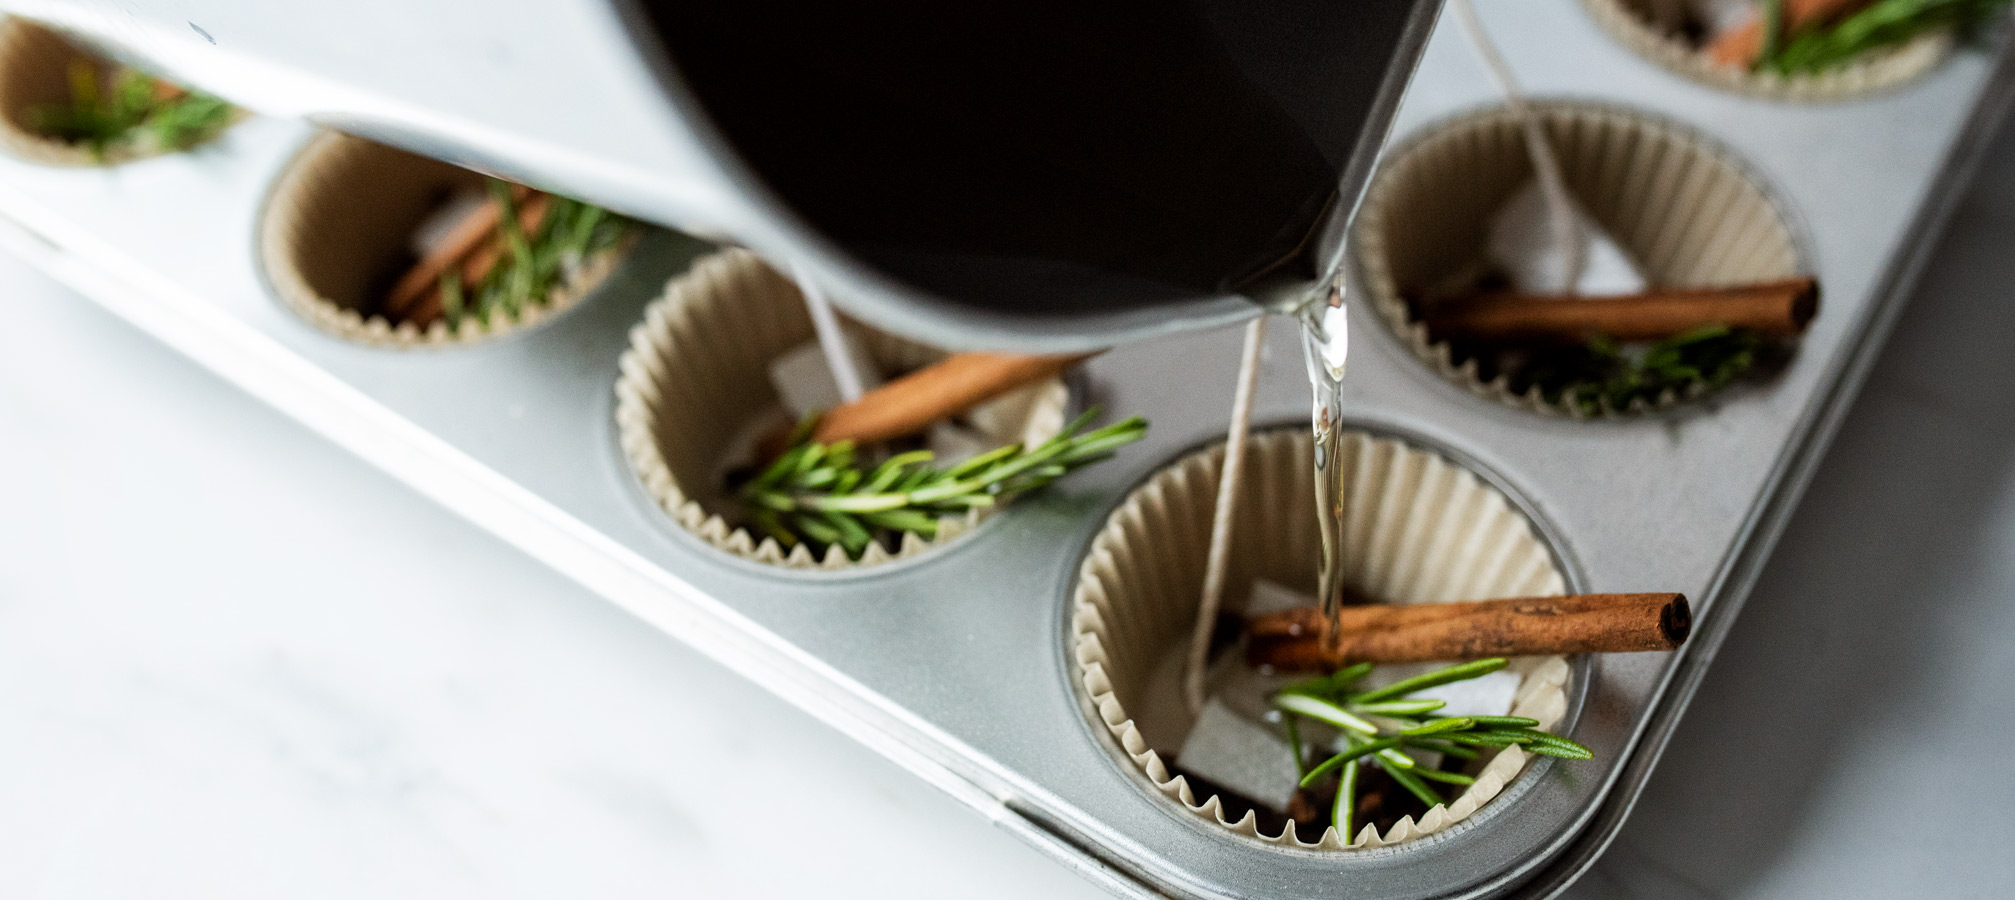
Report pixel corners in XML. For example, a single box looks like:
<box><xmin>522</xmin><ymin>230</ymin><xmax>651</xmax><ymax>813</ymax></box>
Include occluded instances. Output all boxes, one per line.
<box><xmin>1759</xmin><ymin>0</ymin><xmax>2010</xmax><ymax>75</ymax></box>
<box><xmin>30</xmin><ymin>62</ymin><xmax>231</xmax><ymax>160</ymax></box>
<box><xmin>737</xmin><ymin>408</ymin><xmax>1148</xmax><ymax>559</ymax></box>
<box><xmin>1516</xmin><ymin>324</ymin><xmax>1766</xmax><ymax>415</ymax></box>
<box><xmin>436</xmin><ymin>178</ymin><xmax>631</xmax><ymax>329</ymax></box>
<box><xmin>1273</xmin><ymin>657</ymin><xmax>1594</xmax><ymax>835</ymax></box>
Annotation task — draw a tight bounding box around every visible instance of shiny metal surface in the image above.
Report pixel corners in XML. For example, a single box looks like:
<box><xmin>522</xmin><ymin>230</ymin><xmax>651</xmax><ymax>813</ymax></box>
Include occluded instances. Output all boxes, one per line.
<box><xmin>0</xmin><ymin>1</ymin><xmax>2003</xmax><ymax>898</ymax></box>
<box><xmin>1</xmin><ymin>0</ymin><xmax>1440</xmax><ymax>353</ymax></box>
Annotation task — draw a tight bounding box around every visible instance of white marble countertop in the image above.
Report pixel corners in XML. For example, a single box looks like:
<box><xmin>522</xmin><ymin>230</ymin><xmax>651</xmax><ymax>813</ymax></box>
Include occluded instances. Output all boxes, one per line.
<box><xmin>0</xmin><ymin>248</ymin><xmax>1102</xmax><ymax>897</ymax></box>
<box><xmin>6</xmin><ymin>115</ymin><xmax>2015</xmax><ymax>900</ymax></box>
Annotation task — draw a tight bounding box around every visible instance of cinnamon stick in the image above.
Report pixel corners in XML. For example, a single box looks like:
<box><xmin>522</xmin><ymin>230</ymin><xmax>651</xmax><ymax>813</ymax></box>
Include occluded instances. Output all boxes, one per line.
<box><xmin>758</xmin><ymin>351</ymin><xmax>1097</xmax><ymax>458</ymax></box>
<box><xmin>1704</xmin><ymin>0</ymin><xmax>1873</xmax><ymax>68</ymax></box>
<box><xmin>1422</xmin><ymin>277</ymin><xmax>1817</xmax><ymax>344</ymax></box>
<box><xmin>382</xmin><ymin>183</ymin><xmax>532</xmax><ymax>322</ymax></box>
<box><xmin>1246</xmin><ymin>593</ymin><xmax>1690</xmax><ymax>671</ymax></box>
<box><xmin>814</xmin><ymin>351</ymin><xmax>1092</xmax><ymax>445</ymax></box>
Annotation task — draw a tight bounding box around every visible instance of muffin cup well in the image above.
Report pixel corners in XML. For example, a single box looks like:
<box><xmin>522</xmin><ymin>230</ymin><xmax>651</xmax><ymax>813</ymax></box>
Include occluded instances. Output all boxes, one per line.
<box><xmin>1354</xmin><ymin>101</ymin><xmax>1803</xmax><ymax>417</ymax></box>
<box><xmin>614</xmin><ymin>248</ymin><xmax>1071</xmax><ymax>571</ymax></box>
<box><xmin>1072</xmin><ymin>428</ymin><xmax>1572</xmax><ymax>850</ymax></box>
<box><xmin>258</xmin><ymin>130</ymin><xmax>634</xmax><ymax>348</ymax></box>
<box><xmin>0</xmin><ymin>18</ymin><xmax>239</xmax><ymax>166</ymax></box>
<box><xmin>1581</xmin><ymin>0</ymin><xmax>1952</xmax><ymax>102</ymax></box>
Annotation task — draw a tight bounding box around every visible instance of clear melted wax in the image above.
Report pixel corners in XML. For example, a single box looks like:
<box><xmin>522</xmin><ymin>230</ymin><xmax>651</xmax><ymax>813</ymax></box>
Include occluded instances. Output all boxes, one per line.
<box><xmin>1299</xmin><ymin>278</ymin><xmax>1350</xmax><ymax>635</ymax></box>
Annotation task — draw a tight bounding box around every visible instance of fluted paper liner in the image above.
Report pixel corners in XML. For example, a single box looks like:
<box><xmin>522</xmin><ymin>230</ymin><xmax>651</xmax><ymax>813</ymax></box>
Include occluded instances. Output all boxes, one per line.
<box><xmin>615</xmin><ymin>248</ymin><xmax>1071</xmax><ymax>571</ymax></box>
<box><xmin>0</xmin><ymin>18</ymin><xmax>238</xmax><ymax>166</ymax></box>
<box><xmin>258</xmin><ymin>130</ymin><xmax>633</xmax><ymax>348</ymax></box>
<box><xmin>1582</xmin><ymin>0</ymin><xmax>1951</xmax><ymax>102</ymax></box>
<box><xmin>1355</xmin><ymin>102</ymin><xmax>1801</xmax><ymax>417</ymax></box>
<box><xmin>1072</xmin><ymin>428</ymin><xmax>1572</xmax><ymax>850</ymax></box>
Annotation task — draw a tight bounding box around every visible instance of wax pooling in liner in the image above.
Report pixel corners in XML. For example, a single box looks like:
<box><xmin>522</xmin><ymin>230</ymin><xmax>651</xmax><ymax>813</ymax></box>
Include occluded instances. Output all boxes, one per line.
<box><xmin>925</xmin><ymin>423</ymin><xmax>995</xmax><ymax>466</ymax></box>
<box><xmin>1176</xmin><ymin>699</ymin><xmax>1303</xmax><ymax>813</ymax></box>
<box><xmin>1486</xmin><ymin>179</ymin><xmax>1645</xmax><ymax>296</ymax></box>
<box><xmin>408</xmin><ymin>187</ymin><xmax>489</xmax><ymax>258</ymax></box>
<box><xmin>769</xmin><ymin>335</ymin><xmax>884</xmax><ymax>420</ymax></box>
<box><xmin>1247</xmin><ymin>579</ymin><xmax>1318</xmax><ymax>619</ymax></box>
<box><xmin>1364</xmin><ymin>663</ymin><xmax>1521</xmax><ymax>719</ymax></box>
<box><xmin>1687</xmin><ymin>0</ymin><xmax>1757</xmax><ymax>34</ymax></box>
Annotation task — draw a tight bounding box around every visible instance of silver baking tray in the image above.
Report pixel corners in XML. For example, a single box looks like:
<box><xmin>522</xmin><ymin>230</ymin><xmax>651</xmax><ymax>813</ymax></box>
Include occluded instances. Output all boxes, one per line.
<box><xmin>2</xmin><ymin>2</ymin><xmax>2009</xmax><ymax>898</ymax></box>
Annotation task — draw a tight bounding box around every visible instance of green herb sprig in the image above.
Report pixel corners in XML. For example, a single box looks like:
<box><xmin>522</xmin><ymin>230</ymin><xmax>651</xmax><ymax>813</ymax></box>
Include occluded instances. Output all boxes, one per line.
<box><xmin>1759</xmin><ymin>0</ymin><xmax>2010</xmax><ymax>75</ymax></box>
<box><xmin>737</xmin><ymin>409</ymin><xmax>1148</xmax><ymax>559</ymax></box>
<box><xmin>30</xmin><ymin>61</ymin><xmax>232</xmax><ymax>160</ymax></box>
<box><xmin>1517</xmin><ymin>324</ymin><xmax>1765</xmax><ymax>415</ymax></box>
<box><xmin>436</xmin><ymin>179</ymin><xmax>631</xmax><ymax>329</ymax></box>
<box><xmin>1274</xmin><ymin>658</ymin><xmax>1593</xmax><ymax>837</ymax></box>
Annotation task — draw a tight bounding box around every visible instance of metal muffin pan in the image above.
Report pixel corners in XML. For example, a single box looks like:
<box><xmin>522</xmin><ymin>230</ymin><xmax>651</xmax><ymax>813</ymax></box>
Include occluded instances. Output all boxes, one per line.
<box><xmin>0</xmin><ymin>2</ymin><xmax>2009</xmax><ymax>897</ymax></box>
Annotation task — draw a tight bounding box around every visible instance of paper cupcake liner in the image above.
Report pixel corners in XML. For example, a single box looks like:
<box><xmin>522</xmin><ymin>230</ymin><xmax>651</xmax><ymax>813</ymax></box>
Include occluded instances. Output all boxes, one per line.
<box><xmin>1581</xmin><ymin>0</ymin><xmax>1952</xmax><ymax>102</ymax></box>
<box><xmin>1354</xmin><ymin>101</ymin><xmax>1802</xmax><ymax>417</ymax></box>
<box><xmin>257</xmin><ymin>129</ymin><xmax>634</xmax><ymax>348</ymax></box>
<box><xmin>0</xmin><ymin>18</ymin><xmax>239</xmax><ymax>166</ymax></box>
<box><xmin>1071</xmin><ymin>428</ymin><xmax>1572</xmax><ymax>850</ymax></box>
<box><xmin>614</xmin><ymin>248</ymin><xmax>1072</xmax><ymax>571</ymax></box>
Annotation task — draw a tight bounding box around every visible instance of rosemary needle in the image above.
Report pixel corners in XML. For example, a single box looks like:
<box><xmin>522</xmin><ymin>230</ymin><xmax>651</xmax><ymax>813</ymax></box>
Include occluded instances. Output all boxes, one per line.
<box><xmin>1334</xmin><ymin>749</ymin><xmax>1359</xmax><ymax>839</ymax></box>
<box><xmin>1352</xmin><ymin>698</ymin><xmax>1448</xmax><ymax>717</ymax></box>
<box><xmin>1300</xmin><ymin>736</ymin><xmax>1410</xmax><ymax>788</ymax></box>
<box><xmin>1349</xmin><ymin>658</ymin><xmax>1508</xmax><ymax>704</ymax></box>
<box><xmin>1383</xmin><ymin>762</ymin><xmax>1445</xmax><ymax>808</ymax></box>
<box><xmin>1276</xmin><ymin>693</ymin><xmax>1379</xmax><ymax>736</ymax></box>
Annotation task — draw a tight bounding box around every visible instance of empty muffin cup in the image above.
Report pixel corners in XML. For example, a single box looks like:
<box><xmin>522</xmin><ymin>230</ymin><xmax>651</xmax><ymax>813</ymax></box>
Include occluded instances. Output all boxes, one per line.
<box><xmin>1071</xmin><ymin>427</ymin><xmax>1573</xmax><ymax>850</ymax></box>
<box><xmin>258</xmin><ymin>130</ymin><xmax>636</xmax><ymax>347</ymax></box>
<box><xmin>1354</xmin><ymin>101</ymin><xmax>1805</xmax><ymax>417</ymax></box>
<box><xmin>1581</xmin><ymin>0</ymin><xmax>1951</xmax><ymax>102</ymax></box>
<box><xmin>0</xmin><ymin>18</ymin><xmax>238</xmax><ymax>165</ymax></box>
<box><xmin>614</xmin><ymin>248</ymin><xmax>1071</xmax><ymax>571</ymax></box>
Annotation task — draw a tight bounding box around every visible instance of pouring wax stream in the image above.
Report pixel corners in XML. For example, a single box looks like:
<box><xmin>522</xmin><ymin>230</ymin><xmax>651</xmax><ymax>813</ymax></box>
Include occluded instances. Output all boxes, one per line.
<box><xmin>1300</xmin><ymin>277</ymin><xmax>1352</xmax><ymax>641</ymax></box>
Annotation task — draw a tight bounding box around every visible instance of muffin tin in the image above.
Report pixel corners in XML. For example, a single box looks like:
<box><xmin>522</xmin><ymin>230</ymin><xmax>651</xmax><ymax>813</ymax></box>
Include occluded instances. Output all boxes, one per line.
<box><xmin>0</xmin><ymin>1</ymin><xmax>2009</xmax><ymax>897</ymax></box>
